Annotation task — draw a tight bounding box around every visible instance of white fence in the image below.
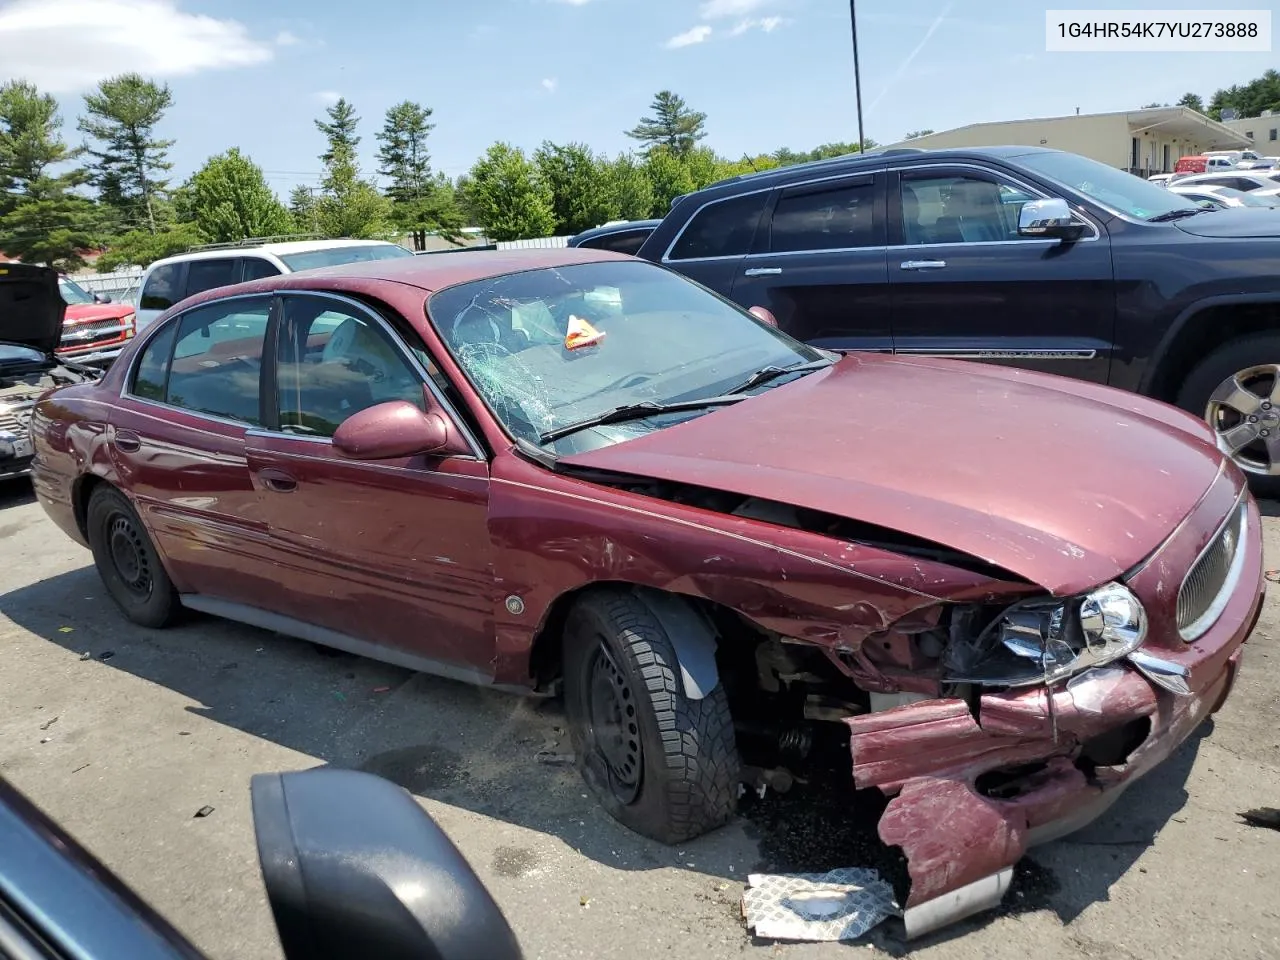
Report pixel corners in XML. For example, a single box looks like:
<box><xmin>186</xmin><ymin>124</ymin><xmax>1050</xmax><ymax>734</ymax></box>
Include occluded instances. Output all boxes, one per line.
<box><xmin>70</xmin><ymin>269</ymin><xmax>144</xmax><ymax>304</ymax></box>
<box><xmin>495</xmin><ymin>236</ymin><xmax>571</xmax><ymax>250</ymax></box>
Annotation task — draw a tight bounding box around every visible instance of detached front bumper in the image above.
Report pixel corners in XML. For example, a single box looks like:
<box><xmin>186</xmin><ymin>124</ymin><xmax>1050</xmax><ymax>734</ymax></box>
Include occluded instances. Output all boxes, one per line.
<box><xmin>847</xmin><ymin>486</ymin><xmax>1264</xmax><ymax>939</ymax></box>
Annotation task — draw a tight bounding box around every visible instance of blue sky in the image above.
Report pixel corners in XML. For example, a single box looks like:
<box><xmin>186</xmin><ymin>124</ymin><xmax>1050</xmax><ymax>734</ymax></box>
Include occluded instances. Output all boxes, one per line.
<box><xmin>0</xmin><ymin>0</ymin><xmax>1277</xmax><ymax>199</ymax></box>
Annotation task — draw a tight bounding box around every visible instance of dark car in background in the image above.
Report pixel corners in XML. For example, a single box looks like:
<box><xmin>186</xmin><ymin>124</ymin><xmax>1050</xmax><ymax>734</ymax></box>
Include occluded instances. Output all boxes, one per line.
<box><xmin>637</xmin><ymin>145</ymin><xmax>1280</xmax><ymax>496</ymax></box>
<box><xmin>568</xmin><ymin>219</ymin><xmax>662</xmax><ymax>255</ymax></box>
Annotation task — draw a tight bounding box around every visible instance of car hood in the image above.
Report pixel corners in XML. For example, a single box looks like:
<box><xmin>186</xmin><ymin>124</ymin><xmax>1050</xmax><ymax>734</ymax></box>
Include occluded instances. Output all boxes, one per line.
<box><xmin>0</xmin><ymin>263</ymin><xmax>65</xmax><ymax>356</ymax></box>
<box><xmin>561</xmin><ymin>354</ymin><xmax>1226</xmax><ymax>596</ymax></box>
<box><xmin>64</xmin><ymin>302</ymin><xmax>133</xmax><ymax>324</ymax></box>
<box><xmin>1174</xmin><ymin>207</ymin><xmax>1280</xmax><ymax>238</ymax></box>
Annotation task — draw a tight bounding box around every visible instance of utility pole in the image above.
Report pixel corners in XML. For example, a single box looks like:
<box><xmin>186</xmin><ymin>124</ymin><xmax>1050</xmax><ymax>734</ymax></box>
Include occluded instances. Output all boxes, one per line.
<box><xmin>850</xmin><ymin>0</ymin><xmax>866</xmax><ymax>153</ymax></box>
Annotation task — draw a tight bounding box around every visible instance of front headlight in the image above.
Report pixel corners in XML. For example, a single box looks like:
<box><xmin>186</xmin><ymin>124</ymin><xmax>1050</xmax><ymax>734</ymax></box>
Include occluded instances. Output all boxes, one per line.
<box><xmin>944</xmin><ymin>582</ymin><xmax>1147</xmax><ymax>688</ymax></box>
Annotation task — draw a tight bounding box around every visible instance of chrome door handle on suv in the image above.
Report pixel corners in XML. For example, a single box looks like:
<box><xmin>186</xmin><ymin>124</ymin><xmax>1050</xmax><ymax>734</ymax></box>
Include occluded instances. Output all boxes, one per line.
<box><xmin>743</xmin><ymin>268</ymin><xmax>782</xmax><ymax>277</ymax></box>
<box><xmin>900</xmin><ymin>260</ymin><xmax>947</xmax><ymax>271</ymax></box>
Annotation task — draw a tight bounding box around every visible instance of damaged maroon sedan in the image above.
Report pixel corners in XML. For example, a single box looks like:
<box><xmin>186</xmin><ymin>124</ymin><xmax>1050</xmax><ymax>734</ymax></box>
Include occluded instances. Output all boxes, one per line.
<box><xmin>29</xmin><ymin>249</ymin><xmax>1262</xmax><ymax>937</ymax></box>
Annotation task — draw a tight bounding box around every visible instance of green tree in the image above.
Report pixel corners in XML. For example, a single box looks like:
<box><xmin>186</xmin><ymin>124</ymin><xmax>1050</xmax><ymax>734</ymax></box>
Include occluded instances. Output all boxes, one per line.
<box><xmin>376</xmin><ymin>100</ymin><xmax>459</xmax><ymax>249</ymax></box>
<box><xmin>316</xmin><ymin>97</ymin><xmax>360</xmax><ymax>165</ymax></box>
<box><xmin>78</xmin><ymin>73</ymin><xmax>174</xmax><ymax>233</ymax></box>
<box><xmin>185</xmin><ymin>148</ymin><xmax>291</xmax><ymax>243</ymax></box>
<box><xmin>95</xmin><ymin>222</ymin><xmax>201</xmax><ymax>271</ymax></box>
<box><xmin>601</xmin><ymin>153</ymin><xmax>654</xmax><ymax>221</ymax></box>
<box><xmin>625</xmin><ymin>90</ymin><xmax>708</xmax><ymax>156</ymax></box>
<box><xmin>315</xmin><ymin>142</ymin><xmax>390</xmax><ymax>239</ymax></box>
<box><xmin>904</xmin><ymin>129</ymin><xmax>935</xmax><ymax>140</ymax></box>
<box><xmin>0</xmin><ymin>80</ymin><xmax>98</xmax><ymax>268</ymax></box>
<box><xmin>1208</xmin><ymin>70</ymin><xmax>1280</xmax><ymax>119</ymax></box>
<box><xmin>289</xmin><ymin>185</ymin><xmax>317</xmax><ymax>232</ymax></box>
<box><xmin>464</xmin><ymin>143</ymin><xmax>555</xmax><ymax>241</ymax></box>
<box><xmin>643</xmin><ymin>146</ymin><xmax>697</xmax><ymax>216</ymax></box>
<box><xmin>534</xmin><ymin>141</ymin><xmax>616</xmax><ymax>234</ymax></box>
<box><xmin>1178</xmin><ymin>92</ymin><xmax>1205</xmax><ymax>113</ymax></box>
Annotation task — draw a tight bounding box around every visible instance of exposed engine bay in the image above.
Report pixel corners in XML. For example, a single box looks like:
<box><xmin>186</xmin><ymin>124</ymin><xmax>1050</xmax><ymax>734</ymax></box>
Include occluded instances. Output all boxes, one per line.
<box><xmin>0</xmin><ymin>357</ymin><xmax>98</xmax><ymax>476</ymax></box>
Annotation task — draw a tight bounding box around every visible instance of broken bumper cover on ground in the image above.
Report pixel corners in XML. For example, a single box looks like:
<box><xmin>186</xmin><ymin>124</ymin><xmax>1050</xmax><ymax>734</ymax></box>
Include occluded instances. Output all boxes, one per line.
<box><xmin>846</xmin><ymin>491</ymin><xmax>1264</xmax><ymax>940</ymax></box>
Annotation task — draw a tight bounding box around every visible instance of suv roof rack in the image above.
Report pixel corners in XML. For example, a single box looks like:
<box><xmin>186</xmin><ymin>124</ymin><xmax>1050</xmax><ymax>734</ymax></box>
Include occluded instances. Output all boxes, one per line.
<box><xmin>184</xmin><ymin>234</ymin><xmax>327</xmax><ymax>253</ymax></box>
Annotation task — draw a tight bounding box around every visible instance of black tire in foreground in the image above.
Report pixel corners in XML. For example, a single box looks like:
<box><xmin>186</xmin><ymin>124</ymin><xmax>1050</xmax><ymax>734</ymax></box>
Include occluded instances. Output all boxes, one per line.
<box><xmin>1176</xmin><ymin>334</ymin><xmax>1280</xmax><ymax>500</ymax></box>
<box><xmin>563</xmin><ymin>587</ymin><xmax>740</xmax><ymax>844</ymax></box>
<box><xmin>86</xmin><ymin>485</ymin><xmax>180</xmax><ymax>628</ymax></box>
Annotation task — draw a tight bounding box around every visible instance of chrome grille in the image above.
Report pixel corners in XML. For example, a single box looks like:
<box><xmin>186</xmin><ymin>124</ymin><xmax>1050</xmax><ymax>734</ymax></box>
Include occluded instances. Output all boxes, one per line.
<box><xmin>1177</xmin><ymin>500</ymin><xmax>1247</xmax><ymax>641</ymax></box>
<box><xmin>62</xmin><ymin>318</ymin><xmax>128</xmax><ymax>346</ymax></box>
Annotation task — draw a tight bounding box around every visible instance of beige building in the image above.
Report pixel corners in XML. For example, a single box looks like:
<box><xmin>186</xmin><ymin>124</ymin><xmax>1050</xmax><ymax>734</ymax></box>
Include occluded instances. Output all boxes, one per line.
<box><xmin>1219</xmin><ymin>112</ymin><xmax>1280</xmax><ymax>154</ymax></box>
<box><xmin>886</xmin><ymin>106</ymin><xmax>1250</xmax><ymax>177</ymax></box>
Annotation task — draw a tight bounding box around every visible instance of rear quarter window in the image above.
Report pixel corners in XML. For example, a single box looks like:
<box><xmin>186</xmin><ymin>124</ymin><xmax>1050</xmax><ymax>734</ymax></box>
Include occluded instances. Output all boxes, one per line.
<box><xmin>139</xmin><ymin>263</ymin><xmax>182</xmax><ymax>311</ymax></box>
<box><xmin>668</xmin><ymin>192</ymin><xmax>768</xmax><ymax>261</ymax></box>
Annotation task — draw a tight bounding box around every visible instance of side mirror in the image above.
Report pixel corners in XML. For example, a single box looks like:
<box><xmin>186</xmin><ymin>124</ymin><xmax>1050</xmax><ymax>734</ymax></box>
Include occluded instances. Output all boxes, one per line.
<box><xmin>331</xmin><ymin>399</ymin><xmax>463</xmax><ymax>460</ymax></box>
<box><xmin>252</xmin><ymin>769</ymin><xmax>523</xmax><ymax>960</ymax></box>
<box><xmin>94</xmin><ymin>293</ymin><xmax>113</xmax><ymax>303</ymax></box>
<box><xmin>1018</xmin><ymin>198</ymin><xmax>1087</xmax><ymax>241</ymax></box>
<box><xmin>748</xmin><ymin>305</ymin><xmax>779</xmax><ymax>327</ymax></box>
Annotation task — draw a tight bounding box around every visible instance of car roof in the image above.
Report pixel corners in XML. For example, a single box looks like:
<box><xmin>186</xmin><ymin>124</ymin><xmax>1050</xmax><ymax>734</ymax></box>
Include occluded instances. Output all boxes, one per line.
<box><xmin>570</xmin><ymin>219</ymin><xmax>663</xmax><ymax>243</ymax></box>
<box><xmin>171</xmin><ymin>246</ymin><xmax>636</xmax><ymax>316</ymax></box>
<box><xmin>143</xmin><ymin>238</ymin><xmax>408</xmax><ymax>271</ymax></box>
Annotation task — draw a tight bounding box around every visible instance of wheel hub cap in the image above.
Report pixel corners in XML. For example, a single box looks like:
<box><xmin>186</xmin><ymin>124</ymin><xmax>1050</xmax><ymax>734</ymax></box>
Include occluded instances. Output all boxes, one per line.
<box><xmin>587</xmin><ymin>643</ymin><xmax>641</xmax><ymax>803</ymax></box>
<box><xmin>108</xmin><ymin>516</ymin><xmax>152</xmax><ymax>597</ymax></box>
<box><xmin>1206</xmin><ymin>364</ymin><xmax>1280</xmax><ymax>476</ymax></box>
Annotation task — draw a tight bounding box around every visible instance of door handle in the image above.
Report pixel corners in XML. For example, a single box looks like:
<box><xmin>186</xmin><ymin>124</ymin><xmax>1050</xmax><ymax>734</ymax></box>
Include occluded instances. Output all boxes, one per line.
<box><xmin>743</xmin><ymin>267</ymin><xmax>783</xmax><ymax>277</ymax></box>
<box><xmin>113</xmin><ymin>430</ymin><xmax>141</xmax><ymax>453</ymax></box>
<box><xmin>258</xmin><ymin>468</ymin><xmax>297</xmax><ymax>493</ymax></box>
<box><xmin>900</xmin><ymin>260</ymin><xmax>947</xmax><ymax>271</ymax></box>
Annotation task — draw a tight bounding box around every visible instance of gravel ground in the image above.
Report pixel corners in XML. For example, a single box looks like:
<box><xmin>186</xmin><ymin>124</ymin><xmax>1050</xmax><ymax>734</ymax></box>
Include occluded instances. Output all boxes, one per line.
<box><xmin>0</xmin><ymin>477</ymin><xmax>1277</xmax><ymax>960</ymax></box>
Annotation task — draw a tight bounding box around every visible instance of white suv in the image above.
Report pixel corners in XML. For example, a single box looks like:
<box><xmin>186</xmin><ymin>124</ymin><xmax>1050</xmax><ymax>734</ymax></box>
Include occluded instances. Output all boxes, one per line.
<box><xmin>132</xmin><ymin>239</ymin><xmax>415</xmax><ymax>332</ymax></box>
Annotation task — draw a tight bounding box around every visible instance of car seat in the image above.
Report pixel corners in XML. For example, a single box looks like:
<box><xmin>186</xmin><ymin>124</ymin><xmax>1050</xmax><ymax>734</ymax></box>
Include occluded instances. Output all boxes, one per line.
<box><xmin>937</xmin><ymin>180</ymin><xmax>1005</xmax><ymax>242</ymax></box>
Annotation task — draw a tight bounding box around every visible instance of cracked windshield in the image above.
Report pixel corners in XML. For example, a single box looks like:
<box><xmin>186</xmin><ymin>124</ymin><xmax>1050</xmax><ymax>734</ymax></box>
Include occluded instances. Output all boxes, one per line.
<box><xmin>428</xmin><ymin>261</ymin><xmax>826</xmax><ymax>450</ymax></box>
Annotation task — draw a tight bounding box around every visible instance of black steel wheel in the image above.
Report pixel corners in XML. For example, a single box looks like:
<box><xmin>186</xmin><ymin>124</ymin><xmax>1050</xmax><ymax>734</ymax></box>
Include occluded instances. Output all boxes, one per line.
<box><xmin>86</xmin><ymin>485</ymin><xmax>179</xmax><ymax>628</ymax></box>
<box><xmin>563</xmin><ymin>587</ymin><xmax>740</xmax><ymax>844</ymax></box>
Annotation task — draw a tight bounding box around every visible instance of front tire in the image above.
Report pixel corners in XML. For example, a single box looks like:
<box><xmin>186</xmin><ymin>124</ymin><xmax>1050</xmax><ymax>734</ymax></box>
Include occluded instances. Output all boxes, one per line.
<box><xmin>86</xmin><ymin>485</ymin><xmax>180</xmax><ymax>628</ymax></box>
<box><xmin>563</xmin><ymin>588</ymin><xmax>740</xmax><ymax>844</ymax></box>
<box><xmin>1176</xmin><ymin>334</ymin><xmax>1280</xmax><ymax>499</ymax></box>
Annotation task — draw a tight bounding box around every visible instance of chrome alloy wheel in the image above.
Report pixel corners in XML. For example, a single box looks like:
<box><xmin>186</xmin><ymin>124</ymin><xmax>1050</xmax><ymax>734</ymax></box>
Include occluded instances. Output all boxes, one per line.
<box><xmin>1206</xmin><ymin>364</ymin><xmax>1280</xmax><ymax>476</ymax></box>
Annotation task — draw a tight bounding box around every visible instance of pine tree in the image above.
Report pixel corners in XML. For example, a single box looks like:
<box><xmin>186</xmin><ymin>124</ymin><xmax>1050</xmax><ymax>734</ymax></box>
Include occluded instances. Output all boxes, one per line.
<box><xmin>78</xmin><ymin>73</ymin><xmax>174</xmax><ymax>234</ymax></box>
<box><xmin>316</xmin><ymin>97</ymin><xmax>361</xmax><ymax>165</ymax></box>
<box><xmin>0</xmin><ymin>80</ymin><xmax>98</xmax><ymax>268</ymax></box>
<box><xmin>625</xmin><ymin>91</ymin><xmax>708</xmax><ymax>156</ymax></box>
<box><xmin>377</xmin><ymin>100</ymin><xmax>455</xmax><ymax>249</ymax></box>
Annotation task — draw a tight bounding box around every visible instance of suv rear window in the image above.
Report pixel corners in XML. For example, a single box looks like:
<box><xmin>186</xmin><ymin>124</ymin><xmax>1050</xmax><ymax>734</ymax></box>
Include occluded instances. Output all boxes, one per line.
<box><xmin>139</xmin><ymin>263</ymin><xmax>182</xmax><ymax>311</ymax></box>
<box><xmin>668</xmin><ymin>193</ymin><xmax>767</xmax><ymax>261</ymax></box>
<box><xmin>184</xmin><ymin>258</ymin><xmax>238</xmax><ymax>298</ymax></box>
<box><xmin>277</xmin><ymin>244</ymin><xmax>413</xmax><ymax>271</ymax></box>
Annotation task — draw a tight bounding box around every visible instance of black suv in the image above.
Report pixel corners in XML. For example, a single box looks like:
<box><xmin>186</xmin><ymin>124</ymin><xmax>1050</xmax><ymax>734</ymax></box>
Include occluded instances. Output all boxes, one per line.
<box><xmin>637</xmin><ymin>145</ymin><xmax>1280</xmax><ymax>495</ymax></box>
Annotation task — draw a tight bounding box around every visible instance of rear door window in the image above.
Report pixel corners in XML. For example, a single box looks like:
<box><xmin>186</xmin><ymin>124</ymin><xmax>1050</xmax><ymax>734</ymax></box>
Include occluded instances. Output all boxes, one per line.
<box><xmin>165</xmin><ymin>297</ymin><xmax>272</xmax><ymax>424</ymax></box>
<box><xmin>668</xmin><ymin>192</ymin><xmax>768</xmax><ymax>261</ymax></box>
<box><xmin>769</xmin><ymin>178</ymin><xmax>881</xmax><ymax>253</ymax></box>
<box><xmin>579</xmin><ymin>229</ymin><xmax>654</xmax><ymax>255</ymax></box>
<box><xmin>184</xmin><ymin>258</ymin><xmax>239</xmax><ymax>298</ymax></box>
<box><xmin>139</xmin><ymin>263</ymin><xmax>182</xmax><ymax>311</ymax></box>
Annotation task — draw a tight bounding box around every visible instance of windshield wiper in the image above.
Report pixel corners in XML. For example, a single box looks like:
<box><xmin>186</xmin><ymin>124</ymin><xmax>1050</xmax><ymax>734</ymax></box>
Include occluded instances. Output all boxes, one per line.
<box><xmin>728</xmin><ymin>357</ymin><xmax>834</xmax><ymax>394</ymax></box>
<box><xmin>540</xmin><ymin>395</ymin><xmax>747</xmax><ymax>444</ymax></box>
<box><xmin>1146</xmin><ymin>207</ymin><xmax>1203</xmax><ymax>221</ymax></box>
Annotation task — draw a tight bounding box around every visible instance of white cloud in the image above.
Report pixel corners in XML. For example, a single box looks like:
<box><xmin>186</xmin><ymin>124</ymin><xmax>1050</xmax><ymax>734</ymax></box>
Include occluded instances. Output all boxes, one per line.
<box><xmin>274</xmin><ymin>29</ymin><xmax>301</xmax><ymax>46</ymax></box>
<box><xmin>314</xmin><ymin>90</ymin><xmax>341</xmax><ymax>105</ymax></box>
<box><xmin>700</xmin><ymin>0</ymin><xmax>769</xmax><ymax>19</ymax></box>
<box><xmin>730</xmin><ymin>15</ymin><xmax>787</xmax><ymax>35</ymax></box>
<box><xmin>666</xmin><ymin>24</ymin><xmax>713</xmax><ymax>48</ymax></box>
<box><xmin>541</xmin><ymin>77</ymin><xmax>558</xmax><ymax>92</ymax></box>
<box><xmin>0</xmin><ymin>0</ymin><xmax>274</xmax><ymax>93</ymax></box>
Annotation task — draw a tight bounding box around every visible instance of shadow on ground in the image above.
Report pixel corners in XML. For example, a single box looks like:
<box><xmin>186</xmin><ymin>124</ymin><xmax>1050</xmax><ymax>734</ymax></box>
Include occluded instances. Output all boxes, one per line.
<box><xmin>0</xmin><ymin>478</ymin><xmax>36</xmax><ymax>513</ymax></box>
<box><xmin>1</xmin><ymin>564</ymin><xmax>1209</xmax><ymax>950</ymax></box>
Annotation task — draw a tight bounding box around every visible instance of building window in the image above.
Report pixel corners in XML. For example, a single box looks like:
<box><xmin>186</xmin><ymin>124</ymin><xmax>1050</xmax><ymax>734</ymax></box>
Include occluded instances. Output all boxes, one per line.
<box><xmin>1131</xmin><ymin>137</ymin><xmax>1140</xmax><ymax>168</ymax></box>
<box><xmin>1246</xmin><ymin>131</ymin><xmax>1254</xmax><ymax>140</ymax></box>
<box><xmin>1271</xmin><ymin>128</ymin><xmax>1277</xmax><ymax>141</ymax></box>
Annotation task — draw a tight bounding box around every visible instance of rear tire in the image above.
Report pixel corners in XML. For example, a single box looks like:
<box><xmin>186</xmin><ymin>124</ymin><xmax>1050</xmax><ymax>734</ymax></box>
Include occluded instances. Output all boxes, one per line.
<box><xmin>86</xmin><ymin>485</ymin><xmax>180</xmax><ymax>628</ymax></box>
<box><xmin>563</xmin><ymin>588</ymin><xmax>740</xmax><ymax>844</ymax></box>
<box><xmin>1175</xmin><ymin>334</ymin><xmax>1280</xmax><ymax>500</ymax></box>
